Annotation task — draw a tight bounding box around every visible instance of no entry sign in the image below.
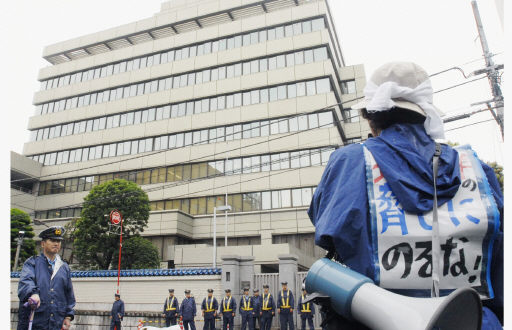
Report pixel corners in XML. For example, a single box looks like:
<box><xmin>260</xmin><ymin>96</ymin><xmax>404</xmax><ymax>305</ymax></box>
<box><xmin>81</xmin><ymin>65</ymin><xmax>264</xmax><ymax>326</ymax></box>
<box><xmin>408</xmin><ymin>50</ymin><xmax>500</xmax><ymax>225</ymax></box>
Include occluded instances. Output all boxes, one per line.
<box><xmin>110</xmin><ymin>209</ymin><xmax>122</xmax><ymax>225</ymax></box>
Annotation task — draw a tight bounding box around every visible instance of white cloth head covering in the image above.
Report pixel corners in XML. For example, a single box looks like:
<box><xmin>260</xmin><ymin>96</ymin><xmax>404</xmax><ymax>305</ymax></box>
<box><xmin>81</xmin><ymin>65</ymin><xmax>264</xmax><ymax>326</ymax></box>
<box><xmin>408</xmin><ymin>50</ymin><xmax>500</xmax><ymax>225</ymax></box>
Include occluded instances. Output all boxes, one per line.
<box><xmin>352</xmin><ymin>62</ymin><xmax>445</xmax><ymax>140</ymax></box>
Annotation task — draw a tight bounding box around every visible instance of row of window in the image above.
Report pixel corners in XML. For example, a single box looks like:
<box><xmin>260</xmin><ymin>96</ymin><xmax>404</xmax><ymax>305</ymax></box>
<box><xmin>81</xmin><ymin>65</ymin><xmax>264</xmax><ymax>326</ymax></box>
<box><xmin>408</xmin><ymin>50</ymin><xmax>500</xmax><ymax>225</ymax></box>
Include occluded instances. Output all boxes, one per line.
<box><xmin>39</xmin><ymin>17</ymin><xmax>326</xmax><ymax>91</ymax></box>
<box><xmin>37</xmin><ymin>147</ymin><xmax>335</xmax><ymax>196</ymax></box>
<box><xmin>29</xmin><ymin>109</ymin><xmax>335</xmax><ymax>166</ymax></box>
<box><xmin>34</xmin><ymin>186</ymin><xmax>317</xmax><ymax>219</ymax></box>
<box><xmin>31</xmin><ymin>49</ymin><xmax>330</xmax><ymax>140</ymax></box>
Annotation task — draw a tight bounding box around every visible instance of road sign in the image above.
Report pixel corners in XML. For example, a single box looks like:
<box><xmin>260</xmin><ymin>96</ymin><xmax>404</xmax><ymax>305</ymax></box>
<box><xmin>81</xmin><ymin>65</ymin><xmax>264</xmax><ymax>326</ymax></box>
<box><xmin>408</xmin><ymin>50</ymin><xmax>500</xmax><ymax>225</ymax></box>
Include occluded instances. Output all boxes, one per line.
<box><xmin>110</xmin><ymin>209</ymin><xmax>122</xmax><ymax>225</ymax></box>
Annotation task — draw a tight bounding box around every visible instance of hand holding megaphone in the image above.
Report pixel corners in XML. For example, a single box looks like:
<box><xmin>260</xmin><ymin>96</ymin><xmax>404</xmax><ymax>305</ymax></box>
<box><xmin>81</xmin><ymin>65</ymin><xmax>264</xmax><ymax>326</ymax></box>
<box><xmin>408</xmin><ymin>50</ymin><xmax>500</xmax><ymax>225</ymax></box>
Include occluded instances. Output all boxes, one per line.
<box><xmin>305</xmin><ymin>258</ymin><xmax>482</xmax><ymax>330</ymax></box>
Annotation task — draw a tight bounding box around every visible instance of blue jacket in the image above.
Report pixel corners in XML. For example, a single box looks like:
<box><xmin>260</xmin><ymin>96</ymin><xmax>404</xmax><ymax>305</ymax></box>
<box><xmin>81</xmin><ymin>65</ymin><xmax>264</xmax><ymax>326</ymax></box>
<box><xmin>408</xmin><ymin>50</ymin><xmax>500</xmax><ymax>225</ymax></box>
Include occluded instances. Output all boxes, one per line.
<box><xmin>17</xmin><ymin>254</ymin><xmax>76</xmax><ymax>330</ymax></box>
<box><xmin>111</xmin><ymin>299</ymin><xmax>125</xmax><ymax>322</ymax></box>
<box><xmin>252</xmin><ymin>295</ymin><xmax>262</xmax><ymax>315</ymax></box>
<box><xmin>276</xmin><ymin>290</ymin><xmax>294</xmax><ymax>313</ymax></box>
<box><xmin>239</xmin><ymin>295</ymin><xmax>255</xmax><ymax>316</ymax></box>
<box><xmin>308</xmin><ymin>123</ymin><xmax>504</xmax><ymax>327</ymax></box>
<box><xmin>220</xmin><ymin>296</ymin><xmax>236</xmax><ymax>317</ymax></box>
<box><xmin>260</xmin><ymin>293</ymin><xmax>275</xmax><ymax>314</ymax></box>
<box><xmin>297</xmin><ymin>294</ymin><xmax>315</xmax><ymax>316</ymax></box>
<box><xmin>163</xmin><ymin>295</ymin><xmax>179</xmax><ymax>318</ymax></box>
<box><xmin>180</xmin><ymin>297</ymin><xmax>197</xmax><ymax>321</ymax></box>
<box><xmin>201</xmin><ymin>297</ymin><xmax>218</xmax><ymax>319</ymax></box>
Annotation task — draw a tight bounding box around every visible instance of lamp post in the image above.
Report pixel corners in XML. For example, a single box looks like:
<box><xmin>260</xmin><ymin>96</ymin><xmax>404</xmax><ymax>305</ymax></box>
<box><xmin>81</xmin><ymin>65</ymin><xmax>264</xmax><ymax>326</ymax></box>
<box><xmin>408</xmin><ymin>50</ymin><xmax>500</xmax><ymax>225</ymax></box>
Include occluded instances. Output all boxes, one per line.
<box><xmin>13</xmin><ymin>231</ymin><xmax>25</xmax><ymax>271</ymax></box>
<box><xmin>213</xmin><ymin>205</ymin><xmax>231</xmax><ymax>268</ymax></box>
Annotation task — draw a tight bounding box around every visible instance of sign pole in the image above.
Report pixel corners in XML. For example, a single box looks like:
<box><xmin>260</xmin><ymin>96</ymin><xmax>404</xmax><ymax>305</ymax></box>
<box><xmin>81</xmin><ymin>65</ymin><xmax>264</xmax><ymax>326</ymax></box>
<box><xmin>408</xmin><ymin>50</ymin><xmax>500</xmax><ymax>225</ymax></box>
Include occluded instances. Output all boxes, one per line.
<box><xmin>110</xmin><ymin>209</ymin><xmax>123</xmax><ymax>294</ymax></box>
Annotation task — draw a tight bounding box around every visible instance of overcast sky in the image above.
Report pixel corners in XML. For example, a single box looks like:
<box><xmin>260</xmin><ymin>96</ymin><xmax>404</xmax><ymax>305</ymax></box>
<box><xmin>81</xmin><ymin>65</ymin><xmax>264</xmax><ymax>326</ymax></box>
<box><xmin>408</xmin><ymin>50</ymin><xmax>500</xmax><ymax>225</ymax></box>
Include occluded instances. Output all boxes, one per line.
<box><xmin>0</xmin><ymin>0</ymin><xmax>504</xmax><ymax>164</ymax></box>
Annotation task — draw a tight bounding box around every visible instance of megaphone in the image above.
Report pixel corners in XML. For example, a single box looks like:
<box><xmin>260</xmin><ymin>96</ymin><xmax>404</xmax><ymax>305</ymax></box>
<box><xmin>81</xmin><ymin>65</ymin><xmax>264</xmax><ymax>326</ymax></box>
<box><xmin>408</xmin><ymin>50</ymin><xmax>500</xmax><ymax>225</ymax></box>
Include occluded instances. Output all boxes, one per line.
<box><xmin>305</xmin><ymin>258</ymin><xmax>482</xmax><ymax>330</ymax></box>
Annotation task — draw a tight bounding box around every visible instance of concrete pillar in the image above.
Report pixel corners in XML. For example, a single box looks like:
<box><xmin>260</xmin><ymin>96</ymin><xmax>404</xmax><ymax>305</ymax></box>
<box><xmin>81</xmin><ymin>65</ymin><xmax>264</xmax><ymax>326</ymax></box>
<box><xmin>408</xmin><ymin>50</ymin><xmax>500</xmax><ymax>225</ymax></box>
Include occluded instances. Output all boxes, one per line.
<box><xmin>221</xmin><ymin>255</ymin><xmax>241</xmax><ymax>294</ymax></box>
<box><xmin>278</xmin><ymin>254</ymin><xmax>298</xmax><ymax>293</ymax></box>
<box><xmin>239</xmin><ymin>256</ymin><xmax>255</xmax><ymax>291</ymax></box>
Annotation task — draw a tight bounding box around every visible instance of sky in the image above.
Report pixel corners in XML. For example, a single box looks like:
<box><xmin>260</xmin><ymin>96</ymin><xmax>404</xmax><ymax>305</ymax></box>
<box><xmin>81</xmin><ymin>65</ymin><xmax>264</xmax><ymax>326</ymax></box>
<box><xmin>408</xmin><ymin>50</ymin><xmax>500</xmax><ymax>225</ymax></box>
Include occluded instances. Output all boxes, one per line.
<box><xmin>0</xmin><ymin>0</ymin><xmax>506</xmax><ymax>164</ymax></box>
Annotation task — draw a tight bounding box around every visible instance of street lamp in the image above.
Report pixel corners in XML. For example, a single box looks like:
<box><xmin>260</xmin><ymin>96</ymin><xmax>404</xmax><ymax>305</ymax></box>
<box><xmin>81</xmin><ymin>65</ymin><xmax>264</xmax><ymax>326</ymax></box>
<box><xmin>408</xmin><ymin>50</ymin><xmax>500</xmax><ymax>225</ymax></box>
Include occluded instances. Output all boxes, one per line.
<box><xmin>213</xmin><ymin>205</ymin><xmax>231</xmax><ymax>268</ymax></box>
<box><xmin>13</xmin><ymin>231</ymin><xmax>25</xmax><ymax>271</ymax></box>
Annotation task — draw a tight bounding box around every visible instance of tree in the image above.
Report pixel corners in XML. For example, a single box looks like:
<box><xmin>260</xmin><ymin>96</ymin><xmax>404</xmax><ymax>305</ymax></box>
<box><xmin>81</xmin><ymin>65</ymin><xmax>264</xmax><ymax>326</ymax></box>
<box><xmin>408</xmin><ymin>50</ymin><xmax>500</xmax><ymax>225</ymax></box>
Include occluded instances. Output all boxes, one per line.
<box><xmin>11</xmin><ymin>208</ymin><xmax>37</xmax><ymax>270</ymax></box>
<box><xmin>487</xmin><ymin>162</ymin><xmax>504</xmax><ymax>192</ymax></box>
<box><xmin>74</xmin><ymin>179</ymin><xmax>150</xmax><ymax>269</ymax></box>
<box><xmin>111</xmin><ymin>236</ymin><xmax>160</xmax><ymax>269</ymax></box>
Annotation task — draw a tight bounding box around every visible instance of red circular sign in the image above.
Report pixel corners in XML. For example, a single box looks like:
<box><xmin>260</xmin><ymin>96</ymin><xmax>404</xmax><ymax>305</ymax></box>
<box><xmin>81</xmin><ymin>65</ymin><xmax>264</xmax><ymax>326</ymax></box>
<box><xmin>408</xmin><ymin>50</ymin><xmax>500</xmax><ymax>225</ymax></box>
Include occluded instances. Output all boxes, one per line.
<box><xmin>110</xmin><ymin>210</ymin><xmax>122</xmax><ymax>225</ymax></box>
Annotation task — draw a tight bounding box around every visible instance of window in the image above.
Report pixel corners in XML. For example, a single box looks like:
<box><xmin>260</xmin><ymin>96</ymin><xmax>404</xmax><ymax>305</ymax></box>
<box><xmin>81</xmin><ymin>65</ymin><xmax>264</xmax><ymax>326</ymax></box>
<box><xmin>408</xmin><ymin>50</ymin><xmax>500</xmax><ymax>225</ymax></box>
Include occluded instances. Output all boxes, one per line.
<box><xmin>286</xmin><ymin>54</ymin><xmax>294</xmax><ymax>68</ymax></box>
<box><xmin>306</xmin><ymin>81</ymin><xmax>316</xmax><ymax>95</ymax></box>
<box><xmin>341</xmin><ymin>80</ymin><xmax>357</xmax><ymax>94</ymax></box>
<box><xmin>312</xmin><ymin>18</ymin><xmax>325</xmax><ymax>31</ymax></box>
<box><xmin>319</xmin><ymin>111</ymin><xmax>334</xmax><ymax>127</ymax></box>
<box><xmin>308</xmin><ymin>113</ymin><xmax>319</xmax><ymax>129</ymax></box>
<box><xmin>314</xmin><ymin>47</ymin><xmax>328</xmax><ymax>61</ymax></box>
<box><xmin>316</xmin><ymin>78</ymin><xmax>331</xmax><ymax>94</ymax></box>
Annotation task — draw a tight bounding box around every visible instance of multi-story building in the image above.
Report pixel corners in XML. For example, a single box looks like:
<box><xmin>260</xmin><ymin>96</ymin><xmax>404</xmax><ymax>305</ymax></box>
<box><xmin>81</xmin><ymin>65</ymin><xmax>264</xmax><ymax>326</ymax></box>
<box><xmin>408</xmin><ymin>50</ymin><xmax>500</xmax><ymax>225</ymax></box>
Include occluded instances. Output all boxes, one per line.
<box><xmin>14</xmin><ymin>0</ymin><xmax>370</xmax><ymax>271</ymax></box>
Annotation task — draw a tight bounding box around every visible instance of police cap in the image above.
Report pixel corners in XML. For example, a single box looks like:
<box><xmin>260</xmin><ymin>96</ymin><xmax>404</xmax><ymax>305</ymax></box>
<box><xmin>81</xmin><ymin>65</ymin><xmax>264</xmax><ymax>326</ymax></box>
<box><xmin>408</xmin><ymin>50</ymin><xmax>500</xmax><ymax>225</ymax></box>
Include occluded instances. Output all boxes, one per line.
<box><xmin>263</xmin><ymin>284</ymin><xmax>269</xmax><ymax>289</ymax></box>
<box><xmin>243</xmin><ymin>287</ymin><xmax>249</xmax><ymax>292</ymax></box>
<box><xmin>185</xmin><ymin>289</ymin><xmax>191</xmax><ymax>294</ymax></box>
<box><xmin>207</xmin><ymin>289</ymin><xmax>214</xmax><ymax>293</ymax></box>
<box><xmin>115</xmin><ymin>293</ymin><xmax>120</xmax><ymax>297</ymax></box>
<box><xmin>281</xmin><ymin>281</ymin><xmax>288</xmax><ymax>285</ymax></box>
<box><xmin>225</xmin><ymin>289</ymin><xmax>231</xmax><ymax>293</ymax></box>
<box><xmin>39</xmin><ymin>226</ymin><xmax>65</xmax><ymax>241</ymax></box>
<box><xmin>169</xmin><ymin>289</ymin><xmax>174</xmax><ymax>293</ymax></box>
<box><xmin>253</xmin><ymin>289</ymin><xmax>259</xmax><ymax>293</ymax></box>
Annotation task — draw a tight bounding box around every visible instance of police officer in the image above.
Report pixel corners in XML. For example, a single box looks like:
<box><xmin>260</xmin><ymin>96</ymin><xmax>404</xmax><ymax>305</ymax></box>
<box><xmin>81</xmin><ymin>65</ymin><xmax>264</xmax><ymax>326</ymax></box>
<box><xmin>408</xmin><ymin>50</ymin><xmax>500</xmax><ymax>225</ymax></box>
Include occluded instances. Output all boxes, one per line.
<box><xmin>180</xmin><ymin>289</ymin><xmax>197</xmax><ymax>330</ymax></box>
<box><xmin>260</xmin><ymin>285</ymin><xmax>275</xmax><ymax>330</ymax></box>
<box><xmin>252</xmin><ymin>289</ymin><xmax>262</xmax><ymax>330</ymax></box>
<box><xmin>277</xmin><ymin>282</ymin><xmax>294</xmax><ymax>330</ymax></box>
<box><xmin>17</xmin><ymin>226</ymin><xmax>76</xmax><ymax>330</ymax></box>
<box><xmin>110</xmin><ymin>293</ymin><xmax>125</xmax><ymax>330</ymax></box>
<box><xmin>201</xmin><ymin>289</ymin><xmax>218</xmax><ymax>330</ymax></box>
<box><xmin>297</xmin><ymin>289</ymin><xmax>314</xmax><ymax>330</ymax></box>
<box><xmin>162</xmin><ymin>289</ymin><xmax>179</xmax><ymax>327</ymax></box>
<box><xmin>220</xmin><ymin>289</ymin><xmax>236</xmax><ymax>330</ymax></box>
<box><xmin>239</xmin><ymin>288</ymin><xmax>254</xmax><ymax>330</ymax></box>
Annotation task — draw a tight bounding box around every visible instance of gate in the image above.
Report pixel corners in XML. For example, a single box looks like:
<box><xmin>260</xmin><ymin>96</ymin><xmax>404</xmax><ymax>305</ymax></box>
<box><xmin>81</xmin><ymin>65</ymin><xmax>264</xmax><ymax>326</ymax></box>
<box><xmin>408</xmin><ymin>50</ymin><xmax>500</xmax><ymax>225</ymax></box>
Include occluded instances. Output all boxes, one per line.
<box><xmin>253</xmin><ymin>272</ymin><xmax>321</xmax><ymax>329</ymax></box>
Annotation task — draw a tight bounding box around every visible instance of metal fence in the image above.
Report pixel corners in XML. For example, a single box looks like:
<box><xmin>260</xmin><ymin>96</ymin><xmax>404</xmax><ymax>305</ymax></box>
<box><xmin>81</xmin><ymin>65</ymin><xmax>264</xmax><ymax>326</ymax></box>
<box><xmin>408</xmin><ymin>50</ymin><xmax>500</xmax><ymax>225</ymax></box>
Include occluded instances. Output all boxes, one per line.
<box><xmin>253</xmin><ymin>272</ymin><xmax>321</xmax><ymax>329</ymax></box>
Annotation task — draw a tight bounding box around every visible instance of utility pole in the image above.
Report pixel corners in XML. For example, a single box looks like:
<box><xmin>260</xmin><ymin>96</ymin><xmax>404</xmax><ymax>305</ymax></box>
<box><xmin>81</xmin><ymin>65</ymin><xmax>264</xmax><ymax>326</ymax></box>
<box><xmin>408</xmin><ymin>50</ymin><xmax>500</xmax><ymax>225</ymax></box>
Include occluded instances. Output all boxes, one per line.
<box><xmin>13</xmin><ymin>231</ymin><xmax>25</xmax><ymax>271</ymax></box>
<box><xmin>471</xmin><ymin>0</ymin><xmax>504</xmax><ymax>139</ymax></box>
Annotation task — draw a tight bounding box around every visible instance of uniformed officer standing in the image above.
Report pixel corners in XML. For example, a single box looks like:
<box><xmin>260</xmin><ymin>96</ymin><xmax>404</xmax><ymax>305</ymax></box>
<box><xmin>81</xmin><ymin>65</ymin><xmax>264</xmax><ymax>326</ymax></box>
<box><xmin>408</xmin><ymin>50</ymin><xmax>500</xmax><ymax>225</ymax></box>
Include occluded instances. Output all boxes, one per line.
<box><xmin>17</xmin><ymin>226</ymin><xmax>76</xmax><ymax>330</ymax></box>
<box><xmin>201</xmin><ymin>289</ymin><xmax>218</xmax><ymax>330</ymax></box>
<box><xmin>239</xmin><ymin>288</ymin><xmax>254</xmax><ymax>330</ymax></box>
<box><xmin>110</xmin><ymin>293</ymin><xmax>125</xmax><ymax>330</ymax></box>
<box><xmin>180</xmin><ymin>290</ymin><xmax>197</xmax><ymax>330</ymax></box>
<box><xmin>297</xmin><ymin>289</ymin><xmax>314</xmax><ymax>330</ymax></box>
<box><xmin>277</xmin><ymin>282</ymin><xmax>294</xmax><ymax>330</ymax></box>
<box><xmin>220</xmin><ymin>289</ymin><xmax>236</xmax><ymax>330</ymax></box>
<box><xmin>252</xmin><ymin>289</ymin><xmax>262</xmax><ymax>330</ymax></box>
<box><xmin>162</xmin><ymin>289</ymin><xmax>179</xmax><ymax>327</ymax></box>
<box><xmin>260</xmin><ymin>285</ymin><xmax>275</xmax><ymax>330</ymax></box>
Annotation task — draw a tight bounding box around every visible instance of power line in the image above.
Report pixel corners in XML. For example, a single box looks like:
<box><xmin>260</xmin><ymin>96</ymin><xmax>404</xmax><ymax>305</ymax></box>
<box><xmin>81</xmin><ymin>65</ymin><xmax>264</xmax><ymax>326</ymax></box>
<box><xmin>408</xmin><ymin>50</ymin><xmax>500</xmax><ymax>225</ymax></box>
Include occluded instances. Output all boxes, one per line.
<box><xmin>445</xmin><ymin>119</ymin><xmax>496</xmax><ymax>132</ymax></box>
<box><xmin>433</xmin><ymin>76</ymin><xmax>487</xmax><ymax>94</ymax></box>
<box><xmin>11</xmin><ymin>97</ymin><xmax>363</xmax><ymax>184</ymax></box>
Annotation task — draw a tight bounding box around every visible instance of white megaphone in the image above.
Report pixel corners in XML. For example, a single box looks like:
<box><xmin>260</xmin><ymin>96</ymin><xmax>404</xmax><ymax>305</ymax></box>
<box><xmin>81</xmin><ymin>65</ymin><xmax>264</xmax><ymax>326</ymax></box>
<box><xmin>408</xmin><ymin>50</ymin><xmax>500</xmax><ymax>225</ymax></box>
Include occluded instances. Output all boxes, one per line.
<box><xmin>305</xmin><ymin>258</ymin><xmax>482</xmax><ymax>330</ymax></box>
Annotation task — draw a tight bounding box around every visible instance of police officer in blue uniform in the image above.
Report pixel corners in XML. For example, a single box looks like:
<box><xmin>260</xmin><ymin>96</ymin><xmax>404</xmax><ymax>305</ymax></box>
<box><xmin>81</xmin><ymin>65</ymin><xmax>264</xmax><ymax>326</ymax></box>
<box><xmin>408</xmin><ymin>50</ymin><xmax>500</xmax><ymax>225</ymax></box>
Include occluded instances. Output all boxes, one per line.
<box><xmin>180</xmin><ymin>289</ymin><xmax>197</xmax><ymax>330</ymax></box>
<box><xmin>252</xmin><ymin>289</ymin><xmax>262</xmax><ymax>330</ymax></box>
<box><xmin>220</xmin><ymin>289</ymin><xmax>236</xmax><ymax>330</ymax></box>
<box><xmin>162</xmin><ymin>289</ymin><xmax>179</xmax><ymax>327</ymax></box>
<box><xmin>239</xmin><ymin>287</ymin><xmax>254</xmax><ymax>330</ymax></box>
<box><xmin>277</xmin><ymin>282</ymin><xmax>294</xmax><ymax>330</ymax></box>
<box><xmin>260</xmin><ymin>285</ymin><xmax>275</xmax><ymax>330</ymax></box>
<box><xmin>110</xmin><ymin>293</ymin><xmax>125</xmax><ymax>330</ymax></box>
<box><xmin>201</xmin><ymin>288</ymin><xmax>218</xmax><ymax>330</ymax></box>
<box><xmin>17</xmin><ymin>226</ymin><xmax>76</xmax><ymax>330</ymax></box>
<box><xmin>297</xmin><ymin>289</ymin><xmax>314</xmax><ymax>330</ymax></box>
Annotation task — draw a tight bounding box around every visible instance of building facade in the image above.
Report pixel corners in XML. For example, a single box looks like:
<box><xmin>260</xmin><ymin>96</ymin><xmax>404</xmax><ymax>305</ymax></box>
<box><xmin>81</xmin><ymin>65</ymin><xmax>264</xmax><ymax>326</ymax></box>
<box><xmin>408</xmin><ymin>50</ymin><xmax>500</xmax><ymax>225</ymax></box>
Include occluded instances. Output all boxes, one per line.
<box><xmin>14</xmin><ymin>0</ymin><xmax>370</xmax><ymax>271</ymax></box>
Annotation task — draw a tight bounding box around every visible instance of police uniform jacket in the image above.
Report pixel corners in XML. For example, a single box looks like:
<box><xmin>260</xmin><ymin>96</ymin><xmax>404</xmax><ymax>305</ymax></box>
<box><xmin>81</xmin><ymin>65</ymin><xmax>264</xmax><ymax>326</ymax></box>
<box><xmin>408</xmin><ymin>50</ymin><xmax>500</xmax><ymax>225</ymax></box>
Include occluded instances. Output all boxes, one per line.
<box><xmin>297</xmin><ymin>294</ymin><xmax>315</xmax><ymax>317</ymax></box>
<box><xmin>201</xmin><ymin>297</ymin><xmax>218</xmax><ymax>319</ymax></box>
<box><xmin>276</xmin><ymin>290</ymin><xmax>294</xmax><ymax>313</ymax></box>
<box><xmin>180</xmin><ymin>297</ymin><xmax>197</xmax><ymax>321</ymax></box>
<box><xmin>220</xmin><ymin>296</ymin><xmax>236</xmax><ymax>317</ymax></box>
<box><xmin>260</xmin><ymin>293</ymin><xmax>275</xmax><ymax>314</ymax></box>
<box><xmin>17</xmin><ymin>254</ymin><xmax>76</xmax><ymax>330</ymax></box>
<box><xmin>252</xmin><ymin>295</ymin><xmax>262</xmax><ymax>315</ymax></box>
<box><xmin>163</xmin><ymin>296</ymin><xmax>179</xmax><ymax>318</ymax></box>
<box><xmin>239</xmin><ymin>295</ymin><xmax>254</xmax><ymax>316</ymax></box>
<box><xmin>111</xmin><ymin>299</ymin><xmax>125</xmax><ymax>322</ymax></box>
